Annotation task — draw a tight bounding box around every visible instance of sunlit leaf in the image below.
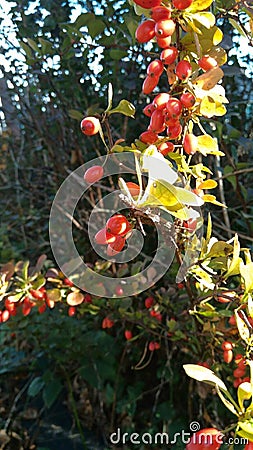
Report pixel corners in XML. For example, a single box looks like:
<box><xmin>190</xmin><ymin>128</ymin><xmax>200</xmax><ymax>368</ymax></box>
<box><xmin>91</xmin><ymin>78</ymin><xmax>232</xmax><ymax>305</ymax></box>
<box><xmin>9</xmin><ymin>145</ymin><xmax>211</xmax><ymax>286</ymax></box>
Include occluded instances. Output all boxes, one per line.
<box><xmin>109</xmin><ymin>99</ymin><xmax>135</xmax><ymax>118</ymax></box>
<box><xmin>198</xmin><ymin>179</ymin><xmax>217</xmax><ymax>189</ymax></box>
<box><xmin>194</xmin><ymin>67</ymin><xmax>224</xmax><ymax>90</ymax></box>
<box><xmin>205</xmin><ymin>241</ymin><xmax>233</xmax><ymax>258</ymax></box>
<box><xmin>237</xmin><ymin>382</ymin><xmax>252</xmax><ymax>411</ymax></box>
<box><xmin>196</xmin><ymin>135</ymin><xmax>222</xmax><ymax>156</ymax></box>
<box><xmin>67</xmin><ymin>291</ymin><xmax>84</xmax><ymax>306</ymax></box>
<box><xmin>183</xmin><ymin>364</ymin><xmax>228</xmax><ymax>391</ymax></box>
<box><xmin>216</xmin><ymin>385</ymin><xmax>239</xmax><ymax>416</ymax></box>
<box><xmin>224</xmin><ymin>234</ymin><xmax>241</xmax><ymax>279</ymax></box>
<box><xmin>192</xmin><ymin>12</ymin><xmax>215</xmax><ymax>29</ymax></box>
<box><xmin>235</xmin><ymin>309</ymin><xmax>251</xmax><ymax>344</ymax></box>
<box><xmin>187</xmin><ymin>0</ymin><xmax>213</xmax><ymax>12</ymax></box>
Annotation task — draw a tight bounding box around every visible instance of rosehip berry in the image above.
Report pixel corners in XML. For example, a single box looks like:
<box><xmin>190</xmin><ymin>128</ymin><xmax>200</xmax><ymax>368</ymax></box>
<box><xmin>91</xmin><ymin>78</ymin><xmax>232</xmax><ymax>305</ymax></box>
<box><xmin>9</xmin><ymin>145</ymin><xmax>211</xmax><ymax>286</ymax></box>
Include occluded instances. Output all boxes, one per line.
<box><xmin>1</xmin><ymin>309</ymin><xmax>10</xmax><ymax>322</ymax></box>
<box><xmin>233</xmin><ymin>377</ymin><xmax>243</xmax><ymax>389</ymax></box>
<box><xmin>229</xmin><ymin>315</ymin><xmax>236</xmax><ymax>326</ymax></box>
<box><xmin>167</xmin><ymin>121</ymin><xmax>182</xmax><ymax>139</ymax></box>
<box><xmin>152</xmin><ymin>92</ymin><xmax>170</xmax><ymax>110</ymax></box>
<box><xmin>106</xmin><ymin>214</ymin><xmax>130</xmax><ymax>236</ymax></box>
<box><xmin>145</xmin><ymin>296</ymin><xmax>154</xmax><ymax>308</ymax></box>
<box><xmin>22</xmin><ymin>304</ymin><xmax>32</xmax><ymax>316</ymax></box>
<box><xmin>216</xmin><ymin>292</ymin><xmax>234</xmax><ymax>303</ymax></box>
<box><xmin>133</xmin><ymin>0</ymin><xmax>161</xmax><ymax>9</ymax></box>
<box><xmin>126</xmin><ymin>182</ymin><xmax>140</xmax><ymax>197</ymax></box>
<box><xmin>125</xmin><ymin>330</ymin><xmax>133</xmax><ymax>340</ymax></box>
<box><xmin>68</xmin><ymin>306</ymin><xmax>76</xmax><ymax>317</ymax></box>
<box><xmin>140</xmin><ymin>130</ymin><xmax>158</xmax><ymax>144</ymax></box>
<box><xmin>172</xmin><ymin>0</ymin><xmax>193</xmax><ymax>10</ymax></box>
<box><xmin>149</xmin><ymin>109</ymin><xmax>165</xmax><ymax>133</ymax></box>
<box><xmin>198</xmin><ymin>55</ymin><xmax>218</xmax><ymax>72</ymax></box>
<box><xmin>183</xmin><ymin>218</ymin><xmax>197</xmax><ymax>233</ymax></box>
<box><xmin>143</xmin><ymin>104</ymin><xmax>156</xmax><ymax>117</ymax></box>
<box><xmin>102</xmin><ymin>317</ymin><xmax>114</xmax><ymax>329</ymax></box>
<box><xmin>80</xmin><ymin>116</ymin><xmax>100</xmax><ymax>136</ymax></box>
<box><xmin>166</xmin><ymin>98</ymin><xmax>183</xmax><ymax>118</ymax></box>
<box><xmin>180</xmin><ymin>91</ymin><xmax>195</xmax><ymax>108</ymax></box>
<box><xmin>115</xmin><ymin>285</ymin><xmax>124</xmax><ymax>296</ymax></box>
<box><xmin>245</xmin><ymin>441</ymin><xmax>253</xmax><ymax>450</ymax></box>
<box><xmin>107</xmin><ymin>236</ymin><xmax>126</xmax><ymax>256</ymax></box>
<box><xmin>147</xmin><ymin>59</ymin><xmax>164</xmax><ymax>77</ymax></box>
<box><xmin>45</xmin><ymin>296</ymin><xmax>55</xmax><ymax>309</ymax></box>
<box><xmin>221</xmin><ymin>341</ymin><xmax>233</xmax><ymax>351</ymax></box>
<box><xmin>29</xmin><ymin>288</ymin><xmax>45</xmax><ymax>300</ymax></box>
<box><xmin>197</xmin><ymin>361</ymin><xmax>210</xmax><ymax>369</ymax></box>
<box><xmin>155</xmin><ymin>19</ymin><xmax>176</xmax><ymax>38</ymax></box>
<box><xmin>84</xmin><ymin>293</ymin><xmax>92</xmax><ymax>303</ymax></box>
<box><xmin>84</xmin><ymin>165</ymin><xmax>104</xmax><ymax>184</ymax></box>
<box><xmin>223</xmin><ymin>350</ymin><xmax>233</xmax><ymax>364</ymax></box>
<box><xmin>149</xmin><ymin>341</ymin><xmax>156</xmax><ymax>351</ymax></box>
<box><xmin>63</xmin><ymin>278</ymin><xmax>74</xmax><ymax>287</ymax></box>
<box><xmin>158</xmin><ymin>141</ymin><xmax>174</xmax><ymax>155</ymax></box>
<box><xmin>183</xmin><ymin>133</ymin><xmax>198</xmax><ymax>155</ymax></box>
<box><xmin>4</xmin><ymin>299</ymin><xmax>16</xmax><ymax>313</ymax></box>
<box><xmin>38</xmin><ymin>303</ymin><xmax>47</xmax><ymax>314</ymax></box>
<box><xmin>233</xmin><ymin>367</ymin><xmax>246</xmax><ymax>378</ymax></box>
<box><xmin>156</xmin><ymin>35</ymin><xmax>172</xmax><ymax>48</ymax></box>
<box><xmin>151</xmin><ymin>6</ymin><xmax>171</xmax><ymax>21</ymax></box>
<box><xmin>142</xmin><ymin>75</ymin><xmax>159</xmax><ymax>95</ymax></box>
<box><xmin>175</xmin><ymin>60</ymin><xmax>192</xmax><ymax>80</ymax></box>
<box><xmin>160</xmin><ymin>46</ymin><xmax>178</xmax><ymax>65</ymax></box>
<box><xmin>135</xmin><ymin>20</ymin><xmax>156</xmax><ymax>43</ymax></box>
<box><xmin>94</xmin><ymin>228</ymin><xmax>116</xmax><ymax>245</ymax></box>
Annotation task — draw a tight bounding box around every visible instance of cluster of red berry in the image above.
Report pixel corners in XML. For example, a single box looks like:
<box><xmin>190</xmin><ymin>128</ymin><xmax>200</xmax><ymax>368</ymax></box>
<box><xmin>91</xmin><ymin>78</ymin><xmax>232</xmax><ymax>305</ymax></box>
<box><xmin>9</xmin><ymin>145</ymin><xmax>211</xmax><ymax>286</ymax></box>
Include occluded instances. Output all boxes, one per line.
<box><xmin>133</xmin><ymin>0</ymin><xmax>219</xmax><ymax>156</ymax></box>
<box><xmin>1</xmin><ymin>287</ymin><xmax>51</xmax><ymax>322</ymax></box>
<box><xmin>94</xmin><ymin>214</ymin><xmax>132</xmax><ymax>256</ymax></box>
<box><xmin>221</xmin><ymin>341</ymin><xmax>250</xmax><ymax>388</ymax></box>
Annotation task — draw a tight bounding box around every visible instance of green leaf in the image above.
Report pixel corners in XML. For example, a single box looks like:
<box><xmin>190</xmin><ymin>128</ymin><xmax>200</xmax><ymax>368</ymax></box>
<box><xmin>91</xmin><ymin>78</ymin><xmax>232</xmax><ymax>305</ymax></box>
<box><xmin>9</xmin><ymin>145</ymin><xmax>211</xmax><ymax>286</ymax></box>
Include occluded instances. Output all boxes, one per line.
<box><xmin>109</xmin><ymin>100</ymin><xmax>135</xmax><ymax>118</ymax></box>
<box><xmin>205</xmin><ymin>241</ymin><xmax>233</xmax><ymax>258</ymax></box>
<box><xmin>229</xmin><ymin>18</ymin><xmax>247</xmax><ymax>38</ymax></box>
<box><xmin>183</xmin><ymin>364</ymin><xmax>228</xmax><ymax>392</ymax></box>
<box><xmin>87</xmin><ymin>18</ymin><xmax>105</xmax><ymax>38</ymax></box>
<box><xmin>27</xmin><ymin>38</ymin><xmax>40</xmax><ymax>53</ymax></box>
<box><xmin>224</xmin><ymin>234</ymin><xmax>241</xmax><ymax>279</ymax></box>
<box><xmin>28</xmin><ymin>377</ymin><xmax>45</xmax><ymax>397</ymax></box>
<box><xmin>43</xmin><ymin>380</ymin><xmax>62</xmax><ymax>409</ymax></box>
<box><xmin>68</xmin><ymin>109</ymin><xmax>84</xmax><ymax>120</ymax></box>
<box><xmin>109</xmin><ymin>49</ymin><xmax>128</xmax><ymax>60</ymax></box>
<box><xmin>20</xmin><ymin>42</ymin><xmax>33</xmax><ymax>59</ymax></box>
<box><xmin>74</xmin><ymin>13</ymin><xmax>92</xmax><ymax>29</ymax></box>
<box><xmin>216</xmin><ymin>385</ymin><xmax>239</xmax><ymax>416</ymax></box>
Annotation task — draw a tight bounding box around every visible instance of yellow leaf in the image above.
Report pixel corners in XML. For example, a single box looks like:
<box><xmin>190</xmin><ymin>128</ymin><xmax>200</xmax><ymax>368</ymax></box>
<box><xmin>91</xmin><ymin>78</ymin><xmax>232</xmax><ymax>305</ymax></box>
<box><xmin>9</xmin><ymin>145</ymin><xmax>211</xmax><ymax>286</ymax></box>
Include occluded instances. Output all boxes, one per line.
<box><xmin>237</xmin><ymin>382</ymin><xmax>252</xmax><ymax>412</ymax></box>
<box><xmin>224</xmin><ymin>234</ymin><xmax>241</xmax><ymax>279</ymax></box>
<box><xmin>198</xmin><ymin>179</ymin><xmax>217</xmax><ymax>189</ymax></box>
<box><xmin>200</xmin><ymin>96</ymin><xmax>227</xmax><ymax>119</ymax></box>
<box><xmin>202</xmin><ymin>194</ymin><xmax>226</xmax><ymax>207</ymax></box>
<box><xmin>235</xmin><ymin>309</ymin><xmax>251</xmax><ymax>344</ymax></box>
<box><xmin>187</xmin><ymin>0</ymin><xmax>214</xmax><ymax>12</ymax></box>
<box><xmin>209</xmin><ymin>46</ymin><xmax>227</xmax><ymax>66</ymax></box>
<box><xmin>194</xmin><ymin>67</ymin><xmax>224</xmax><ymax>90</ymax></box>
<box><xmin>193</xmin><ymin>12</ymin><xmax>215</xmax><ymax>29</ymax></box>
<box><xmin>248</xmin><ymin>294</ymin><xmax>253</xmax><ymax>319</ymax></box>
<box><xmin>240</xmin><ymin>259</ymin><xmax>253</xmax><ymax>293</ymax></box>
<box><xmin>196</xmin><ymin>134</ymin><xmax>221</xmax><ymax>156</ymax></box>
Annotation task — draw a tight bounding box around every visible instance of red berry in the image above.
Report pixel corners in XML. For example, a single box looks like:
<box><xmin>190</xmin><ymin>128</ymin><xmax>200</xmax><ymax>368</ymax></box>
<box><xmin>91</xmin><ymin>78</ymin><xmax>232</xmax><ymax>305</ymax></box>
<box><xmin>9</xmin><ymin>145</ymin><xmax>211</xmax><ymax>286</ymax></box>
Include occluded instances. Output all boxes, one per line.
<box><xmin>197</xmin><ymin>361</ymin><xmax>210</xmax><ymax>369</ymax></box>
<box><xmin>153</xmin><ymin>92</ymin><xmax>170</xmax><ymax>110</ymax></box>
<box><xmin>180</xmin><ymin>91</ymin><xmax>195</xmax><ymax>108</ymax></box>
<box><xmin>183</xmin><ymin>133</ymin><xmax>198</xmax><ymax>155</ymax></box>
<box><xmin>29</xmin><ymin>288</ymin><xmax>45</xmax><ymax>300</ymax></box>
<box><xmin>158</xmin><ymin>141</ymin><xmax>174</xmax><ymax>155</ymax></box>
<box><xmin>84</xmin><ymin>165</ymin><xmax>104</xmax><ymax>184</ymax></box>
<box><xmin>167</xmin><ymin>121</ymin><xmax>182</xmax><ymax>139</ymax></box>
<box><xmin>166</xmin><ymin>98</ymin><xmax>183</xmax><ymax>118</ymax></box>
<box><xmin>94</xmin><ymin>228</ymin><xmax>116</xmax><ymax>245</ymax></box>
<box><xmin>38</xmin><ymin>303</ymin><xmax>47</xmax><ymax>314</ymax></box>
<box><xmin>63</xmin><ymin>278</ymin><xmax>74</xmax><ymax>287</ymax></box>
<box><xmin>45</xmin><ymin>296</ymin><xmax>55</xmax><ymax>309</ymax></box>
<box><xmin>221</xmin><ymin>341</ymin><xmax>233</xmax><ymax>351</ymax></box>
<box><xmin>135</xmin><ymin>20</ymin><xmax>156</xmax><ymax>43</ymax></box>
<box><xmin>106</xmin><ymin>214</ymin><xmax>130</xmax><ymax>236</ymax></box>
<box><xmin>140</xmin><ymin>130</ymin><xmax>158</xmax><ymax>144</ymax></box>
<box><xmin>233</xmin><ymin>367</ymin><xmax>246</xmax><ymax>378</ymax></box>
<box><xmin>149</xmin><ymin>109</ymin><xmax>165</xmax><ymax>133</ymax></box>
<box><xmin>115</xmin><ymin>285</ymin><xmax>124</xmax><ymax>296</ymax></box>
<box><xmin>80</xmin><ymin>116</ymin><xmax>100</xmax><ymax>136</ymax></box>
<box><xmin>155</xmin><ymin>19</ymin><xmax>176</xmax><ymax>38</ymax></box>
<box><xmin>147</xmin><ymin>59</ymin><xmax>164</xmax><ymax>77</ymax></box>
<box><xmin>233</xmin><ymin>377</ymin><xmax>243</xmax><ymax>388</ymax></box>
<box><xmin>1</xmin><ymin>309</ymin><xmax>10</xmax><ymax>322</ymax></box>
<box><xmin>4</xmin><ymin>299</ymin><xmax>16</xmax><ymax>313</ymax></box>
<box><xmin>126</xmin><ymin>182</ymin><xmax>140</xmax><ymax>197</ymax></box>
<box><xmin>143</xmin><ymin>103</ymin><xmax>156</xmax><ymax>117</ymax></box>
<box><xmin>149</xmin><ymin>341</ymin><xmax>156</xmax><ymax>351</ymax></box>
<box><xmin>223</xmin><ymin>350</ymin><xmax>233</xmax><ymax>364</ymax></box>
<box><xmin>68</xmin><ymin>306</ymin><xmax>76</xmax><ymax>317</ymax></box>
<box><xmin>183</xmin><ymin>218</ymin><xmax>197</xmax><ymax>233</ymax></box>
<box><xmin>133</xmin><ymin>0</ymin><xmax>161</xmax><ymax>9</ymax></box>
<box><xmin>198</xmin><ymin>55</ymin><xmax>218</xmax><ymax>72</ymax></box>
<box><xmin>22</xmin><ymin>304</ymin><xmax>32</xmax><ymax>316</ymax></box>
<box><xmin>156</xmin><ymin>35</ymin><xmax>172</xmax><ymax>48</ymax></box>
<box><xmin>142</xmin><ymin>75</ymin><xmax>159</xmax><ymax>94</ymax></box>
<box><xmin>172</xmin><ymin>0</ymin><xmax>193</xmax><ymax>10</ymax></box>
<box><xmin>160</xmin><ymin>46</ymin><xmax>178</xmax><ymax>65</ymax></box>
<box><xmin>125</xmin><ymin>330</ymin><xmax>132</xmax><ymax>340</ymax></box>
<box><xmin>229</xmin><ymin>315</ymin><xmax>236</xmax><ymax>326</ymax></box>
<box><xmin>84</xmin><ymin>293</ymin><xmax>92</xmax><ymax>303</ymax></box>
<box><xmin>150</xmin><ymin>6</ymin><xmax>171</xmax><ymax>21</ymax></box>
<box><xmin>216</xmin><ymin>292</ymin><xmax>234</xmax><ymax>303</ymax></box>
<box><xmin>145</xmin><ymin>296</ymin><xmax>154</xmax><ymax>308</ymax></box>
<box><xmin>186</xmin><ymin>428</ymin><xmax>222</xmax><ymax>450</ymax></box>
<box><xmin>102</xmin><ymin>317</ymin><xmax>114</xmax><ymax>329</ymax></box>
<box><xmin>245</xmin><ymin>442</ymin><xmax>253</xmax><ymax>450</ymax></box>
<box><xmin>175</xmin><ymin>60</ymin><xmax>192</xmax><ymax>80</ymax></box>
<box><xmin>107</xmin><ymin>236</ymin><xmax>126</xmax><ymax>256</ymax></box>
